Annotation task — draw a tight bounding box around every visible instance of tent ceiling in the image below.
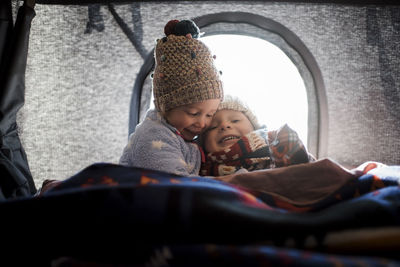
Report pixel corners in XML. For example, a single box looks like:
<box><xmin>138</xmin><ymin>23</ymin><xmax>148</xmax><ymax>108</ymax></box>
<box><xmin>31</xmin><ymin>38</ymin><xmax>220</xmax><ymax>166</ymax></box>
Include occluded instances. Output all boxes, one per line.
<box><xmin>32</xmin><ymin>1</ymin><xmax>400</xmax><ymax>6</ymax></box>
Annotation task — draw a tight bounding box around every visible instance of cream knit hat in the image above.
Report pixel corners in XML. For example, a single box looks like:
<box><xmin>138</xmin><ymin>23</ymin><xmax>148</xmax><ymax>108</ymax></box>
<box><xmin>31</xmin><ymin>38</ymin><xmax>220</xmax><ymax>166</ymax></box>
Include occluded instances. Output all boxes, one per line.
<box><xmin>152</xmin><ymin>20</ymin><xmax>224</xmax><ymax>113</ymax></box>
<box><xmin>218</xmin><ymin>95</ymin><xmax>261</xmax><ymax>130</ymax></box>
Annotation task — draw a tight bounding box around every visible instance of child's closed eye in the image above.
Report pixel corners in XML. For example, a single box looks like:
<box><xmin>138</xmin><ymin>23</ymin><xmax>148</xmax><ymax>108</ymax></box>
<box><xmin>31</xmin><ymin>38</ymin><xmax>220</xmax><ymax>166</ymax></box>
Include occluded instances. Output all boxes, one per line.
<box><xmin>187</xmin><ymin>111</ymin><xmax>199</xmax><ymax>116</ymax></box>
<box><xmin>206</xmin><ymin>113</ymin><xmax>215</xmax><ymax>118</ymax></box>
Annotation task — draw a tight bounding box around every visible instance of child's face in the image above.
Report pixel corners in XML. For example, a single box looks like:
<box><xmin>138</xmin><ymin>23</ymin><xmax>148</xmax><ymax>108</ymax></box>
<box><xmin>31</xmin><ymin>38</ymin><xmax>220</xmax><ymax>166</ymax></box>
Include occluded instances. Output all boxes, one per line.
<box><xmin>204</xmin><ymin>109</ymin><xmax>254</xmax><ymax>153</ymax></box>
<box><xmin>165</xmin><ymin>99</ymin><xmax>220</xmax><ymax>141</ymax></box>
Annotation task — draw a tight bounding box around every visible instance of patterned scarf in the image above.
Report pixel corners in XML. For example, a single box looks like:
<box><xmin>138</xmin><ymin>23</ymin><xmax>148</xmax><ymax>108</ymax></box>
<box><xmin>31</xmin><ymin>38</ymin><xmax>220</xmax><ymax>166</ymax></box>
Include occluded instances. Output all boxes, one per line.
<box><xmin>200</xmin><ymin>124</ymin><xmax>313</xmax><ymax>176</ymax></box>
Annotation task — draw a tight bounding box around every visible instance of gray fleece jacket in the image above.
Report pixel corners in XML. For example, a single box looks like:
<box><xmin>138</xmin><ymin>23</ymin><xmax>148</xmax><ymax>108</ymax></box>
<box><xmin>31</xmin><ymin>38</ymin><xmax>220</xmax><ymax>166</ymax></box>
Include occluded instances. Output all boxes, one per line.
<box><xmin>119</xmin><ymin>109</ymin><xmax>202</xmax><ymax>176</ymax></box>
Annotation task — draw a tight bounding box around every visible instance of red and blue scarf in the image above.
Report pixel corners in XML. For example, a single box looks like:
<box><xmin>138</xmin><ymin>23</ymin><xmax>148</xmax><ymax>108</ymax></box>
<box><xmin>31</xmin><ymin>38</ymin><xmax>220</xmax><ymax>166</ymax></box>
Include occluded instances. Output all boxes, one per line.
<box><xmin>201</xmin><ymin>124</ymin><xmax>314</xmax><ymax>176</ymax></box>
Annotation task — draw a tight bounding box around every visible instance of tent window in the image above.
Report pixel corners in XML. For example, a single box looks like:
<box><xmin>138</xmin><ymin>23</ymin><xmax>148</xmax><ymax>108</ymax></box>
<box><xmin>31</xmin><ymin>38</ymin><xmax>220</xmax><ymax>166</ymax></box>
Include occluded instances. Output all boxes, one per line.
<box><xmin>202</xmin><ymin>34</ymin><xmax>308</xmax><ymax>146</ymax></box>
<box><xmin>132</xmin><ymin>12</ymin><xmax>327</xmax><ymax>157</ymax></box>
<box><xmin>141</xmin><ymin>34</ymin><xmax>308</xmax><ymax>146</ymax></box>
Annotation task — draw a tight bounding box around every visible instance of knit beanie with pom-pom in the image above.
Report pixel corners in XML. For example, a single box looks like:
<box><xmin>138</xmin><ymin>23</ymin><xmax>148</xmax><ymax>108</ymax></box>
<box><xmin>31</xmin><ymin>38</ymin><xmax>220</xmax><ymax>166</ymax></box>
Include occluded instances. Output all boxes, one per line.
<box><xmin>152</xmin><ymin>19</ymin><xmax>224</xmax><ymax>113</ymax></box>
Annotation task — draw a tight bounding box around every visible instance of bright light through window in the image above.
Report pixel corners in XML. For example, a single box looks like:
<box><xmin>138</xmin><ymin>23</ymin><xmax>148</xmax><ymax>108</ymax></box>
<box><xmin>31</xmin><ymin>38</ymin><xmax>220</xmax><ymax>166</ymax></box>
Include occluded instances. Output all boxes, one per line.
<box><xmin>202</xmin><ymin>34</ymin><xmax>308</xmax><ymax>146</ymax></box>
<box><xmin>147</xmin><ymin>34</ymin><xmax>309</xmax><ymax>145</ymax></box>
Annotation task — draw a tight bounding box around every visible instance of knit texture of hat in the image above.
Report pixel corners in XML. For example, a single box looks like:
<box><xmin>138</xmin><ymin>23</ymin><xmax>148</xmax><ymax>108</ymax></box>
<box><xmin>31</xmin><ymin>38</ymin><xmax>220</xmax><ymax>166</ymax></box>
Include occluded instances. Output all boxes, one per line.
<box><xmin>218</xmin><ymin>95</ymin><xmax>261</xmax><ymax>130</ymax></box>
<box><xmin>153</xmin><ymin>20</ymin><xmax>224</xmax><ymax>112</ymax></box>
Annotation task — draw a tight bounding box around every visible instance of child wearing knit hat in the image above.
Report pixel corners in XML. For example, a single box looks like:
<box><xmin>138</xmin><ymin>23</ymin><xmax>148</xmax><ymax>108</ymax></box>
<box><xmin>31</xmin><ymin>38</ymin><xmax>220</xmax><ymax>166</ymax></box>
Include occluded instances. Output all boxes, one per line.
<box><xmin>119</xmin><ymin>19</ymin><xmax>223</xmax><ymax>176</ymax></box>
<box><xmin>200</xmin><ymin>95</ymin><xmax>315</xmax><ymax>176</ymax></box>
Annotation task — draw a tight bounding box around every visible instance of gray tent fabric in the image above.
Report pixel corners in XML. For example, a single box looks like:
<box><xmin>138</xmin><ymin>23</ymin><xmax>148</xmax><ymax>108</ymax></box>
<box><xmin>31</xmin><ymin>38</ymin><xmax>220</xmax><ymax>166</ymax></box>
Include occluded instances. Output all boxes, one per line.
<box><xmin>9</xmin><ymin>2</ymin><xmax>399</xmax><ymax>189</ymax></box>
<box><xmin>366</xmin><ymin>7</ymin><xmax>400</xmax><ymax>122</ymax></box>
<box><xmin>0</xmin><ymin>2</ymin><xmax>12</xmax><ymax>66</ymax></box>
<box><xmin>0</xmin><ymin>1</ymin><xmax>36</xmax><ymax>200</ymax></box>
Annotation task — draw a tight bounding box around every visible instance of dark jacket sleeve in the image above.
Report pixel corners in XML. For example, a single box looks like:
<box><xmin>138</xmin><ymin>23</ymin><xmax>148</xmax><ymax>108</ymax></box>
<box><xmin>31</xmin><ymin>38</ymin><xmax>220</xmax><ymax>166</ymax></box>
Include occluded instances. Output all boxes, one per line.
<box><xmin>0</xmin><ymin>3</ymin><xmax>37</xmax><ymax>199</ymax></box>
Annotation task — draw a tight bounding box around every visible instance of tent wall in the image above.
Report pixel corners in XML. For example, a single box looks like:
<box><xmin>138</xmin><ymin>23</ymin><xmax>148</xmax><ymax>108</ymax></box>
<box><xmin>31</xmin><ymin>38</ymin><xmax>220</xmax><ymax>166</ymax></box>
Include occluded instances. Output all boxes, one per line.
<box><xmin>17</xmin><ymin>2</ymin><xmax>400</xmax><ymax>187</ymax></box>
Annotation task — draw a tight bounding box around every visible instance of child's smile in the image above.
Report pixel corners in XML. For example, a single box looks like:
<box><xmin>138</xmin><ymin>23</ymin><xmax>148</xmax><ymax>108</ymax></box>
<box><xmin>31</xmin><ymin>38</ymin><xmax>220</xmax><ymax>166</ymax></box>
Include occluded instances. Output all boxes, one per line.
<box><xmin>218</xmin><ymin>135</ymin><xmax>240</xmax><ymax>145</ymax></box>
<box><xmin>204</xmin><ymin>109</ymin><xmax>255</xmax><ymax>152</ymax></box>
<box><xmin>165</xmin><ymin>99</ymin><xmax>221</xmax><ymax>141</ymax></box>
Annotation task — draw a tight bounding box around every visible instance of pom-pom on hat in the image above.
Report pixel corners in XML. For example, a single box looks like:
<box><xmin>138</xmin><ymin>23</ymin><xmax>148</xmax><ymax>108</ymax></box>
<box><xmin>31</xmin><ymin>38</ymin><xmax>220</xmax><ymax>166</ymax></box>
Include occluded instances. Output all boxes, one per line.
<box><xmin>153</xmin><ymin>19</ymin><xmax>224</xmax><ymax>113</ymax></box>
<box><xmin>218</xmin><ymin>95</ymin><xmax>262</xmax><ymax>130</ymax></box>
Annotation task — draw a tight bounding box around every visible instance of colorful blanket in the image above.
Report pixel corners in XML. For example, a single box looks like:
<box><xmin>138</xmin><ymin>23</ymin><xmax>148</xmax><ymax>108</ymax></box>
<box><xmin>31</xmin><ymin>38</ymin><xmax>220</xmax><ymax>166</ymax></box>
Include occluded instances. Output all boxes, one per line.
<box><xmin>1</xmin><ymin>159</ymin><xmax>399</xmax><ymax>266</ymax></box>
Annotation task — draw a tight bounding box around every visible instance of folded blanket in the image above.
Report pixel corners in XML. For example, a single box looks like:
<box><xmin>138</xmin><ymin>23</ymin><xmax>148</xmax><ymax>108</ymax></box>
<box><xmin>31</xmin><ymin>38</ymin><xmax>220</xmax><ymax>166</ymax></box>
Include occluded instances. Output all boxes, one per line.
<box><xmin>212</xmin><ymin>158</ymin><xmax>358</xmax><ymax>206</ymax></box>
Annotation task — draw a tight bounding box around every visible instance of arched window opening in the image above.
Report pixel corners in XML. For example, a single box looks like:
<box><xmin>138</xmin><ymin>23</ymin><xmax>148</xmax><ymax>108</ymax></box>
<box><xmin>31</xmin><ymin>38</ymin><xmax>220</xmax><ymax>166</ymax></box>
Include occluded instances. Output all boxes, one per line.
<box><xmin>202</xmin><ymin>34</ymin><xmax>308</xmax><ymax>146</ymax></box>
<box><xmin>132</xmin><ymin>12</ymin><xmax>327</xmax><ymax>158</ymax></box>
<box><xmin>142</xmin><ymin>34</ymin><xmax>308</xmax><ymax>146</ymax></box>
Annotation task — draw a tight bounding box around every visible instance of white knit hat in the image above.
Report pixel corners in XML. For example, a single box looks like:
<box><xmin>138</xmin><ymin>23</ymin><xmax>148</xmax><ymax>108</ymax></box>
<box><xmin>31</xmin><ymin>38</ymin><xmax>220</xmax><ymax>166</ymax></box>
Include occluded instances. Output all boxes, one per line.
<box><xmin>218</xmin><ymin>95</ymin><xmax>261</xmax><ymax>130</ymax></box>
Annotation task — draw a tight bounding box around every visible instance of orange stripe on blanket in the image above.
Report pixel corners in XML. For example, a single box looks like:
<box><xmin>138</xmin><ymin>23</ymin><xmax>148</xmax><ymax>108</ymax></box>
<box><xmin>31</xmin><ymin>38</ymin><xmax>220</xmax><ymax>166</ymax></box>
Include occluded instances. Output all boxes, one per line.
<box><xmin>100</xmin><ymin>176</ymin><xmax>119</xmax><ymax>186</ymax></box>
<box><xmin>371</xmin><ymin>175</ymin><xmax>386</xmax><ymax>191</ymax></box>
<box><xmin>140</xmin><ymin>176</ymin><xmax>160</xmax><ymax>185</ymax></box>
<box><xmin>80</xmin><ymin>176</ymin><xmax>119</xmax><ymax>187</ymax></box>
<box><xmin>242</xmin><ymin>193</ymin><xmax>272</xmax><ymax>209</ymax></box>
<box><xmin>363</xmin><ymin>162</ymin><xmax>378</xmax><ymax>174</ymax></box>
<box><xmin>81</xmin><ymin>178</ymin><xmax>95</xmax><ymax>187</ymax></box>
<box><xmin>273</xmin><ymin>197</ymin><xmax>311</xmax><ymax>212</ymax></box>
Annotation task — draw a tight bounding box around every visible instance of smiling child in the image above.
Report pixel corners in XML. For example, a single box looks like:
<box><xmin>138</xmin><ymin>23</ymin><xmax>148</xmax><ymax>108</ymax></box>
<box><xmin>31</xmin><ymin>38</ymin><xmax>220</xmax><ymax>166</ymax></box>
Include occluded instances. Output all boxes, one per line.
<box><xmin>119</xmin><ymin>19</ymin><xmax>223</xmax><ymax>176</ymax></box>
<box><xmin>200</xmin><ymin>95</ymin><xmax>314</xmax><ymax>176</ymax></box>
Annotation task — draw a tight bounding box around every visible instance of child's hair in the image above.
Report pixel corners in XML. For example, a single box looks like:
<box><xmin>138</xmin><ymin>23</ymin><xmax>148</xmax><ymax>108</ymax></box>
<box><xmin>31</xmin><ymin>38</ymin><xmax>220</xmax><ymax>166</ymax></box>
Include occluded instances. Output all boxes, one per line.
<box><xmin>217</xmin><ymin>95</ymin><xmax>262</xmax><ymax>130</ymax></box>
<box><xmin>152</xmin><ymin>20</ymin><xmax>224</xmax><ymax>113</ymax></box>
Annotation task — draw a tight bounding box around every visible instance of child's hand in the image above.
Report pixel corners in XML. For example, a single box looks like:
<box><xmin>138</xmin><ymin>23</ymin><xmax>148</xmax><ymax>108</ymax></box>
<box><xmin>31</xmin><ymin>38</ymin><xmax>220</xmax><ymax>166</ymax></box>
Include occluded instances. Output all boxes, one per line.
<box><xmin>212</xmin><ymin>173</ymin><xmax>236</xmax><ymax>182</ymax></box>
<box><xmin>235</xmin><ymin>168</ymin><xmax>249</xmax><ymax>174</ymax></box>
